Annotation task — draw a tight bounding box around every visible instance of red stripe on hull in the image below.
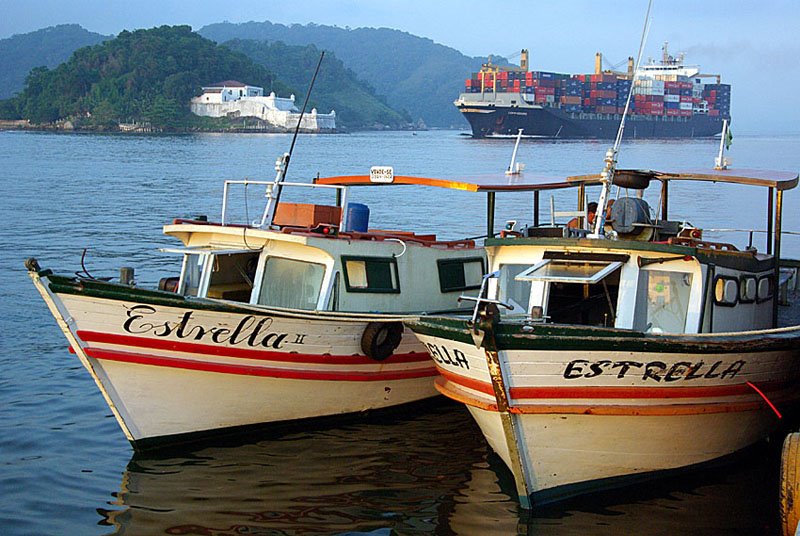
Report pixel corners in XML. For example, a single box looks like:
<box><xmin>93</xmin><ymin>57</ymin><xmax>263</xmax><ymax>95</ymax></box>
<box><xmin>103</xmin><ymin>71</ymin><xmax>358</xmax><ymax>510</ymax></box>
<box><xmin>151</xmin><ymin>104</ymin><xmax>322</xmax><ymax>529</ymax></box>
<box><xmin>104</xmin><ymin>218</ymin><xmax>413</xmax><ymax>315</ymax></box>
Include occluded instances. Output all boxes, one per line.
<box><xmin>77</xmin><ymin>330</ymin><xmax>429</xmax><ymax>365</ymax></box>
<box><xmin>438</xmin><ymin>368</ymin><xmax>495</xmax><ymax>396</ymax></box>
<box><xmin>85</xmin><ymin>347</ymin><xmax>438</xmax><ymax>382</ymax></box>
<box><xmin>437</xmin><ymin>368</ymin><xmax>793</xmax><ymax>401</ymax></box>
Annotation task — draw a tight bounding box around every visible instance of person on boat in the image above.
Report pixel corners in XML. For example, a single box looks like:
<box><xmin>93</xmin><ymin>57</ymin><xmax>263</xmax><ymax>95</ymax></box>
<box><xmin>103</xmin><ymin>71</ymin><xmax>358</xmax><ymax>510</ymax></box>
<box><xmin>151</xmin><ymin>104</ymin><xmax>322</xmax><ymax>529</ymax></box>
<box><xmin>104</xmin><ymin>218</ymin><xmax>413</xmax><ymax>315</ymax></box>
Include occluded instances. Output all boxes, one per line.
<box><xmin>567</xmin><ymin>202</ymin><xmax>598</xmax><ymax>229</ymax></box>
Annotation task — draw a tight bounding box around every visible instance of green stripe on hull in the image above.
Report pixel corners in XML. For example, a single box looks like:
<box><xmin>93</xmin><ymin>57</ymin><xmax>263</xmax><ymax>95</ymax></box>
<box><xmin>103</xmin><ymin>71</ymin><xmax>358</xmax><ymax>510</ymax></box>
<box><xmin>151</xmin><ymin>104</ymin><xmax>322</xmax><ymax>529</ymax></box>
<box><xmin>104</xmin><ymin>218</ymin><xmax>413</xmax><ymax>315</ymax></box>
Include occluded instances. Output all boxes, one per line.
<box><xmin>44</xmin><ymin>273</ymin><xmax>251</xmax><ymax>314</ymax></box>
<box><xmin>407</xmin><ymin>317</ymin><xmax>800</xmax><ymax>354</ymax></box>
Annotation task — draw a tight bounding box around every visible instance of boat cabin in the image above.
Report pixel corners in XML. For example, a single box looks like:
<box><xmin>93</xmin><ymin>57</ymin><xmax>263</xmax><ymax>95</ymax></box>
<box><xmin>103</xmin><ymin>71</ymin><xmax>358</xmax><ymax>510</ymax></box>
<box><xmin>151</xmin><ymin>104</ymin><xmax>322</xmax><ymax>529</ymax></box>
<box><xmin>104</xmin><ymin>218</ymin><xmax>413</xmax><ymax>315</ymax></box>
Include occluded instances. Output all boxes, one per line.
<box><xmin>161</xmin><ymin>175</ymin><xmax>486</xmax><ymax>314</ymax></box>
<box><xmin>363</xmin><ymin>168</ymin><xmax>796</xmax><ymax>334</ymax></box>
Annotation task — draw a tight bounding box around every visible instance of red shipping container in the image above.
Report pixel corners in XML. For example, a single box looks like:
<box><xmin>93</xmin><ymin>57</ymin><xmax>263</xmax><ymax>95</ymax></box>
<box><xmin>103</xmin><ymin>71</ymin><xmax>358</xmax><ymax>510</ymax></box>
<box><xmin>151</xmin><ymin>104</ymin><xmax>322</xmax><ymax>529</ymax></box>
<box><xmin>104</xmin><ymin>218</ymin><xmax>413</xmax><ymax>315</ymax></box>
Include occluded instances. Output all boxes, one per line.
<box><xmin>709</xmin><ymin>109</ymin><xmax>720</xmax><ymax>116</ymax></box>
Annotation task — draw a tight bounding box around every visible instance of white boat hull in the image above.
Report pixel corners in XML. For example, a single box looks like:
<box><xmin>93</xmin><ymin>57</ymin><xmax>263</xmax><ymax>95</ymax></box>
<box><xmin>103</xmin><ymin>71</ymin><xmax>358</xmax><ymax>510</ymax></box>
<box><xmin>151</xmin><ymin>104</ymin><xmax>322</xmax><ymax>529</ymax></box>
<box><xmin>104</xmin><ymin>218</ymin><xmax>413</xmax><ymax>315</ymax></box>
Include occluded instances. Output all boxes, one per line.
<box><xmin>411</xmin><ymin>325</ymin><xmax>800</xmax><ymax>503</ymax></box>
<box><xmin>31</xmin><ymin>272</ymin><xmax>437</xmax><ymax>446</ymax></box>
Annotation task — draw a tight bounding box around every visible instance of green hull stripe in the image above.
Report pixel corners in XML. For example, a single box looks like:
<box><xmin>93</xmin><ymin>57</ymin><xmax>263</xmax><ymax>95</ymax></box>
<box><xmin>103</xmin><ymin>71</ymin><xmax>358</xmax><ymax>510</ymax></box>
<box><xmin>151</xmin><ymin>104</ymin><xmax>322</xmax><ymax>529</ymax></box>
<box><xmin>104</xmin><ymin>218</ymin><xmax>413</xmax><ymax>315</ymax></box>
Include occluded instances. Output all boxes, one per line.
<box><xmin>406</xmin><ymin>317</ymin><xmax>800</xmax><ymax>354</ymax></box>
<box><xmin>46</xmin><ymin>274</ymin><xmax>258</xmax><ymax>314</ymax></box>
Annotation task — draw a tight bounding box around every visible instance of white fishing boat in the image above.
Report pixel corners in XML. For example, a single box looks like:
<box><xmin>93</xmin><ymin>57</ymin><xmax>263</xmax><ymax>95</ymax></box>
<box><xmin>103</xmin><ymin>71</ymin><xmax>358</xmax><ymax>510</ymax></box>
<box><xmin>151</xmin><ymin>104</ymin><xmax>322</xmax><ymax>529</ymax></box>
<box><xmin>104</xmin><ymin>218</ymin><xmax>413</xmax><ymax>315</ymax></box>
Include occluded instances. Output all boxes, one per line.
<box><xmin>25</xmin><ymin>159</ymin><xmax>493</xmax><ymax>448</ymax></box>
<box><xmin>408</xmin><ymin>4</ymin><xmax>800</xmax><ymax>505</ymax></box>
<box><xmin>406</xmin><ymin>163</ymin><xmax>800</xmax><ymax>507</ymax></box>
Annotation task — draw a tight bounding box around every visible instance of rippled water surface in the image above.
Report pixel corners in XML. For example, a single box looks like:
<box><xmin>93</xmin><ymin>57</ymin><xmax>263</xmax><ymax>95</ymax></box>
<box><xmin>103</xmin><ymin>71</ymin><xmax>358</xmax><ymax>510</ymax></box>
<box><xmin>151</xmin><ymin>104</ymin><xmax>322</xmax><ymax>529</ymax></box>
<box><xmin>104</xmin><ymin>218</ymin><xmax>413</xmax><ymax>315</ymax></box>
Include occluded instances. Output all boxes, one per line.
<box><xmin>2</xmin><ymin>130</ymin><xmax>799</xmax><ymax>535</ymax></box>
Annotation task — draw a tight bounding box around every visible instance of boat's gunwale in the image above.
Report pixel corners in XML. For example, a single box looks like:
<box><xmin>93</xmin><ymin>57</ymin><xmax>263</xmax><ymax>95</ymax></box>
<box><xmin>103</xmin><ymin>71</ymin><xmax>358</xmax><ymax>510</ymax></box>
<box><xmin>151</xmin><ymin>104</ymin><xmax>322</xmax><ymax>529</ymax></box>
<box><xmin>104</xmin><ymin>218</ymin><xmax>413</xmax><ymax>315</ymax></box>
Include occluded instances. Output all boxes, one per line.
<box><xmin>39</xmin><ymin>271</ymin><xmax>438</xmax><ymax>322</ymax></box>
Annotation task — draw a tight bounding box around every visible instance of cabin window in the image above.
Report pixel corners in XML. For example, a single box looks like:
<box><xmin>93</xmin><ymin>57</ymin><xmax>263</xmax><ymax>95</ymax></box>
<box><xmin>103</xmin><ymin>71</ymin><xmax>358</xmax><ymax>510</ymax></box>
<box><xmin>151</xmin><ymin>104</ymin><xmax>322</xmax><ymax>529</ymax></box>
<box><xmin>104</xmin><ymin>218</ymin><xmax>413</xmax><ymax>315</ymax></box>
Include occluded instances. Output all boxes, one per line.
<box><xmin>327</xmin><ymin>272</ymin><xmax>341</xmax><ymax>311</ymax></box>
<box><xmin>258</xmin><ymin>256</ymin><xmax>325</xmax><ymax>310</ymax></box>
<box><xmin>179</xmin><ymin>253</ymin><xmax>205</xmax><ymax>296</ymax></box>
<box><xmin>516</xmin><ymin>260</ymin><xmax>623</xmax><ymax>326</ymax></box>
<box><xmin>516</xmin><ymin>259</ymin><xmax>623</xmax><ymax>284</ymax></box>
<box><xmin>739</xmin><ymin>276</ymin><xmax>757</xmax><ymax>304</ymax></box>
<box><xmin>636</xmin><ymin>270</ymin><xmax>693</xmax><ymax>333</ymax></box>
<box><xmin>713</xmin><ymin>276</ymin><xmax>738</xmax><ymax>307</ymax></box>
<box><xmin>497</xmin><ymin>263</ymin><xmax>532</xmax><ymax>313</ymax></box>
<box><xmin>342</xmin><ymin>256</ymin><xmax>400</xmax><ymax>293</ymax></box>
<box><xmin>757</xmin><ymin>275</ymin><xmax>774</xmax><ymax>303</ymax></box>
<box><xmin>206</xmin><ymin>252</ymin><xmax>259</xmax><ymax>302</ymax></box>
<box><xmin>437</xmin><ymin>257</ymin><xmax>485</xmax><ymax>292</ymax></box>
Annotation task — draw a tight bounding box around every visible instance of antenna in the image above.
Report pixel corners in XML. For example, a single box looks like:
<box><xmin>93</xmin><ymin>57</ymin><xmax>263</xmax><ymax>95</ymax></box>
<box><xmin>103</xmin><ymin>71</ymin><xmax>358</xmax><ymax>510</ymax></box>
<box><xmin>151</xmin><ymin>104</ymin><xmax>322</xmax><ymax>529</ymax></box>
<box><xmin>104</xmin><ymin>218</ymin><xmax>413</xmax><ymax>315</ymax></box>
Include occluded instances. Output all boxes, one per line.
<box><xmin>590</xmin><ymin>0</ymin><xmax>653</xmax><ymax>238</ymax></box>
<box><xmin>506</xmin><ymin>129</ymin><xmax>525</xmax><ymax>175</ymax></box>
<box><xmin>260</xmin><ymin>51</ymin><xmax>326</xmax><ymax>228</ymax></box>
<box><xmin>714</xmin><ymin>118</ymin><xmax>730</xmax><ymax>170</ymax></box>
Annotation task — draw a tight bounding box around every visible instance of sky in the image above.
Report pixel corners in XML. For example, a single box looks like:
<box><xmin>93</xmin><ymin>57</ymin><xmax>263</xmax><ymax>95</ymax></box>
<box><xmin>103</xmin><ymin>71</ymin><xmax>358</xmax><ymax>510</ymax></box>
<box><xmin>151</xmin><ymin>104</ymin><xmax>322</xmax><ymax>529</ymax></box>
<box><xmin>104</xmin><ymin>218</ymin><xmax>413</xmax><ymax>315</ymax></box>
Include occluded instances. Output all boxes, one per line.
<box><xmin>1</xmin><ymin>0</ymin><xmax>798</xmax><ymax>134</ymax></box>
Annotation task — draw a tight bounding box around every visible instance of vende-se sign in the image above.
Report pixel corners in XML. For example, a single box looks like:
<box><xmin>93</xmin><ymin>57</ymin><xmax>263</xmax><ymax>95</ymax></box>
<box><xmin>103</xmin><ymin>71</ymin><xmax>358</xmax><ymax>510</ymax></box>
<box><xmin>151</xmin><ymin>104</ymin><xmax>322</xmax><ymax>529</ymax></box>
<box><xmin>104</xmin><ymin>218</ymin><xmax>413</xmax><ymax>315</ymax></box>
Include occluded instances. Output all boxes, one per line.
<box><xmin>369</xmin><ymin>166</ymin><xmax>394</xmax><ymax>183</ymax></box>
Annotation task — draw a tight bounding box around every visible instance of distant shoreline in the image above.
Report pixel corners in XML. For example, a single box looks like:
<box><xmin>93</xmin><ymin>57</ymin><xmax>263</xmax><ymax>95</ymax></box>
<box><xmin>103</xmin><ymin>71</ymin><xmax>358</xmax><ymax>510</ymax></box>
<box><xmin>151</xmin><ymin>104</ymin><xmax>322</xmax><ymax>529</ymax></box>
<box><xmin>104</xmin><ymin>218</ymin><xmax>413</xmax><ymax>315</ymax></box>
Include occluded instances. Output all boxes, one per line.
<box><xmin>0</xmin><ymin>119</ymin><xmax>434</xmax><ymax>135</ymax></box>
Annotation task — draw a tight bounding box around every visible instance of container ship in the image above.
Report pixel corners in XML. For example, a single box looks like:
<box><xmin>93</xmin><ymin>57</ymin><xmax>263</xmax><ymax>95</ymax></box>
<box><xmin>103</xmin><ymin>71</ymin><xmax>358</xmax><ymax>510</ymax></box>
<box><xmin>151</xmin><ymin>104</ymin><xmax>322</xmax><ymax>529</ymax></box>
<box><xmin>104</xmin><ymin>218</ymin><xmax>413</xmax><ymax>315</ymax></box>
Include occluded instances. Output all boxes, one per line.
<box><xmin>456</xmin><ymin>43</ymin><xmax>730</xmax><ymax>139</ymax></box>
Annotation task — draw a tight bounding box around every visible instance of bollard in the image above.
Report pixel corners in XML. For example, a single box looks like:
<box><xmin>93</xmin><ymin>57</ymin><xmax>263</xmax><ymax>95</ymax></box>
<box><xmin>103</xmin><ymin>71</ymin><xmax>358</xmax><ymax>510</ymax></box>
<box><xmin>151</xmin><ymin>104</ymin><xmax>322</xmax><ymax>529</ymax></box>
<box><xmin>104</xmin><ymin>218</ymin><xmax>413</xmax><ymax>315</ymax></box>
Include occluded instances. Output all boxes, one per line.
<box><xmin>119</xmin><ymin>266</ymin><xmax>135</xmax><ymax>286</ymax></box>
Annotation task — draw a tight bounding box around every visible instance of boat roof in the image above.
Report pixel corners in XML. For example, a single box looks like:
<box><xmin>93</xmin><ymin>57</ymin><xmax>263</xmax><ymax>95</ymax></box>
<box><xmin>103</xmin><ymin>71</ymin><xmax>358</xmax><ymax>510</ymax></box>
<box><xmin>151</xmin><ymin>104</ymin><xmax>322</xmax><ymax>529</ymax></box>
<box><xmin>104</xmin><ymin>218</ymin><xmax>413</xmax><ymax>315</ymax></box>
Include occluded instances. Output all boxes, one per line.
<box><xmin>315</xmin><ymin>173</ymin><xmax>598</xmax><ymax>192</ymax></box>
<box><xmin>316</xmin><ymin>168</ymin><xmax>797</xmax><ymax>192</ymax></box>
<box><xmin>568</xmin><ymin>168</ymin><xmax>798</xmax><ymax>191</ymax></box>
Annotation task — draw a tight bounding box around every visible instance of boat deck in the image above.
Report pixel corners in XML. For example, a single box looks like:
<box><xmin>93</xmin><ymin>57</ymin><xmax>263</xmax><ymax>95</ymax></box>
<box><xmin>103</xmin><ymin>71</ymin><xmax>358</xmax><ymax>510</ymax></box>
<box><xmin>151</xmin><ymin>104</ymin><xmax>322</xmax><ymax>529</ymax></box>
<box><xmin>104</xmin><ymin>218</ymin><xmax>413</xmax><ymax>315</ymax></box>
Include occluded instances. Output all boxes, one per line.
<box><xmin>779</xmin><ymin>290</ymin><xmax>800</xmax><ymax>328</ymax></box>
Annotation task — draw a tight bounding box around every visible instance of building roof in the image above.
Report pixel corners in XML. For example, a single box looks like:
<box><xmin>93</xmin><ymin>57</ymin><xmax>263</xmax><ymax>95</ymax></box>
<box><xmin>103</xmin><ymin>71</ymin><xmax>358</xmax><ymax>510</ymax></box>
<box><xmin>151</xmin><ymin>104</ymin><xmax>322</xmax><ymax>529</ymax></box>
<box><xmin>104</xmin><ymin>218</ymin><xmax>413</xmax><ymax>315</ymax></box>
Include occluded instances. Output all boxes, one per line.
<box><xmin>206</xmin><ymin>80</ymin><xmax>247</xmax><ymax>88</ymax></box>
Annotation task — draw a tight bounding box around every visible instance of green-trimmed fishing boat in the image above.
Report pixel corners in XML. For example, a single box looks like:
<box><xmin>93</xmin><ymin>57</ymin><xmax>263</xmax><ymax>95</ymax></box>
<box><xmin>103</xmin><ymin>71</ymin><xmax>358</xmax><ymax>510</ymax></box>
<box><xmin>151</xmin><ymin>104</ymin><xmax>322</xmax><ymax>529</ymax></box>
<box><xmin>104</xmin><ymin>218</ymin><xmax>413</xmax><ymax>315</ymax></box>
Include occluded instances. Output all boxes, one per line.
<box><xmin>25</xmin><ymin>161</ymin><xmax>488</xmax><ymax>449</ymax></box>
<box><xmin>406</xmin><ymin>165</ymin><xmax>800</xmax><ymax>508</ymax></box>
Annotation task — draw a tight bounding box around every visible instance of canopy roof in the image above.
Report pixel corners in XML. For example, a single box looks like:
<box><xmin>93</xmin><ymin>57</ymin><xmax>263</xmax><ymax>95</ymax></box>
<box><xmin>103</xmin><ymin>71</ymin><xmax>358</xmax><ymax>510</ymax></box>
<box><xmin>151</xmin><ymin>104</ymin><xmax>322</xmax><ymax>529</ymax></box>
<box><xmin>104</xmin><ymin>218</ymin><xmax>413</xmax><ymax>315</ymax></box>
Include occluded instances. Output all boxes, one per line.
<box><xmin>315</xmin><ymin>168</ymin><xmax>798</xmax><ymax>193</ymax></box>
<box><xmin>568</xmin><ymin>168</ymin><xmax>799</xmax><ymax>191</ymax></box>
<box><xmin>315</xmin><ymin>173</ymin><xmax>594</xmax><ymax>192</ymax></box>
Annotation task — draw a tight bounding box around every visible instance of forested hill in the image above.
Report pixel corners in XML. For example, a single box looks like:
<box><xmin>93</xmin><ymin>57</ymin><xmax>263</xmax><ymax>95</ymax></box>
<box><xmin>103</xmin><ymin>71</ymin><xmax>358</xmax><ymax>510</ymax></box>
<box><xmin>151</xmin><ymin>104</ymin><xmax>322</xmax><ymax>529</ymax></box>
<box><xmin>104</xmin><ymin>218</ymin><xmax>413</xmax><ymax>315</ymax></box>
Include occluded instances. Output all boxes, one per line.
<box><xmin>0</xmin><ymin>25</ymin><xmax>413</xmax><ymax>130</ymax></box>
<box><xmin>0</xmin><ymin>25</ymin><xmax>293</xmax><ymax>128</ymax></box>
<box><xmin>200</xmin><ymin>21</ymin><xmax>503</xmax><ymax>128</ymax></box>
<box><xmin>223</xmin><ymin>40</ymin><xmax>410</xmax><ymax>129</ymax></box>
<box><xmin>0</xmin><ymin>24</ymin><xmax>109</xmax><ymax>99</ymax></box>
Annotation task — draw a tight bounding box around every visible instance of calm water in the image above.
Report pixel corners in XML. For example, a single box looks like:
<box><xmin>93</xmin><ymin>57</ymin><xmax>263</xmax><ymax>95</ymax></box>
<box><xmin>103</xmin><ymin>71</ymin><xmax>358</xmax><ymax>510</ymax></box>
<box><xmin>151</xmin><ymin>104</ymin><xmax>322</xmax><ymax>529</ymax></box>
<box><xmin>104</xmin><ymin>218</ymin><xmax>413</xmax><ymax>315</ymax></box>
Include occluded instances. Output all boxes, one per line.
<box><xmin>2</xmin><ymin>130</ymin><xmax>799</xmax><ymax>535</ymax></box>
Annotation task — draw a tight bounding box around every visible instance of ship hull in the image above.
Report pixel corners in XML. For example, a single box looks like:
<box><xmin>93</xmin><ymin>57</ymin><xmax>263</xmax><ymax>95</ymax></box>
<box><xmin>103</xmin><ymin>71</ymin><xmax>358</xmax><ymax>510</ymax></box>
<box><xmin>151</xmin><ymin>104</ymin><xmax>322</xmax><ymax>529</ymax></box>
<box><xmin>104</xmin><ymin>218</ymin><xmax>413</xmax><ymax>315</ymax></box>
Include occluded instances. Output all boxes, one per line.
<box><xmin>459</xmin><ymin>104</ymin><xmax>726</xmax><ymax>139</ymax></box>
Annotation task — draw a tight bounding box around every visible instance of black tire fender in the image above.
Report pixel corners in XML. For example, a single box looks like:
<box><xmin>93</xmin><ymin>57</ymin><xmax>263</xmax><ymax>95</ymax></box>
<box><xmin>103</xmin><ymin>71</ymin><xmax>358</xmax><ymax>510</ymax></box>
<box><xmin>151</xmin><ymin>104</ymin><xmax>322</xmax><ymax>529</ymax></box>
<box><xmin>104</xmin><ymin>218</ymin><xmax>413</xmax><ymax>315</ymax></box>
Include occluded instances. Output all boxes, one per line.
<box><xmin>361</xmin><ymin>322</ymin><xmax>403</xmax><ymax>361</ymax></box>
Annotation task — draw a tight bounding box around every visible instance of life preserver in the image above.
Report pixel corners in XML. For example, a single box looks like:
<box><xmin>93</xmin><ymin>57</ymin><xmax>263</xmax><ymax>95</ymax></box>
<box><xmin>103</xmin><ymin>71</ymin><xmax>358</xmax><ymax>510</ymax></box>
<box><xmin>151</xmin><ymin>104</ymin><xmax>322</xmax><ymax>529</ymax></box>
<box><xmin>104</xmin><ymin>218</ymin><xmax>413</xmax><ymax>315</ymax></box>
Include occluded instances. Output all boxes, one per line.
<box><xmin>361</xmin><ymin>322</ymin><xmax>403</xmax><ymax>361</ymax></box>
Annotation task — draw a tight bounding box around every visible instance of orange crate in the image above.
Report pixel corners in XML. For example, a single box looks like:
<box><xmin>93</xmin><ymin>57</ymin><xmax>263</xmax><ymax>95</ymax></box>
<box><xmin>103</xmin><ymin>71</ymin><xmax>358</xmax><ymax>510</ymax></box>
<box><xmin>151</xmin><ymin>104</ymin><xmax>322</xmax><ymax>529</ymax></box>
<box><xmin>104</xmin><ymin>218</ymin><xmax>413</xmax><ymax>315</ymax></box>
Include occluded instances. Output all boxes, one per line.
<box><xmin>273</xmin><ymin>203</ymin><xmax>342</xmax><ymax>228</ymax></box>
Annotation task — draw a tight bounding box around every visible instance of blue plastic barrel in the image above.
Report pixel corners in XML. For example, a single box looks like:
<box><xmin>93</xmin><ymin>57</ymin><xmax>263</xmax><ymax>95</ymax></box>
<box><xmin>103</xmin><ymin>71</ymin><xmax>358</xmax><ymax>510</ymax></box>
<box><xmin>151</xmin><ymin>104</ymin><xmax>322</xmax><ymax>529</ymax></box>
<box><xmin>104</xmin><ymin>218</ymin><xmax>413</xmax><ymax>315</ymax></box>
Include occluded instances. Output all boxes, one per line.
<box><xmin>345</xmin><ymin>203</ymin><xmax>370</xmax><ymax>232</ymax></box>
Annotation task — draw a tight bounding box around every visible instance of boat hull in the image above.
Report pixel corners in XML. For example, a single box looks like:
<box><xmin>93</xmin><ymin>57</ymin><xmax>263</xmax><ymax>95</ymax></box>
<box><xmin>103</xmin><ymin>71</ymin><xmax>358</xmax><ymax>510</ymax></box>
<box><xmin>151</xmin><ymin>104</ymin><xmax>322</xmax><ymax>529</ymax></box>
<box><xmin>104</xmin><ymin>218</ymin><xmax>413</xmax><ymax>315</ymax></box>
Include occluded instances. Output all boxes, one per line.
<box><xmin>409</xmin><ymin>317</ymin><xmax>800</xmax><ymax>504</ymax></box>
<box><xmin>30</xmin><ymin>271</ymin><xmax>438</xmax><ymax>447</ymax></box>
<box><xmin>459</xmin><ymin>103</ymin><xmax>726</xmax><ymax>139</ymax></box>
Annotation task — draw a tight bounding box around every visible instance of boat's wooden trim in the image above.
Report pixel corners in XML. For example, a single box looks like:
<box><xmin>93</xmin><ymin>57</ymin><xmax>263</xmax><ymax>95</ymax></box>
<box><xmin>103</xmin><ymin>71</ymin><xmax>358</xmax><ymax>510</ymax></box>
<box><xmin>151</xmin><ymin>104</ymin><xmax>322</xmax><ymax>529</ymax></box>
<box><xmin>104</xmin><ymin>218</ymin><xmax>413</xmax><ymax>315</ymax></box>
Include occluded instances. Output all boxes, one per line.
<box><xmin>434</xmin><ymin>377</ymin><xmax>498</xmax><ymax>412</ymax></box>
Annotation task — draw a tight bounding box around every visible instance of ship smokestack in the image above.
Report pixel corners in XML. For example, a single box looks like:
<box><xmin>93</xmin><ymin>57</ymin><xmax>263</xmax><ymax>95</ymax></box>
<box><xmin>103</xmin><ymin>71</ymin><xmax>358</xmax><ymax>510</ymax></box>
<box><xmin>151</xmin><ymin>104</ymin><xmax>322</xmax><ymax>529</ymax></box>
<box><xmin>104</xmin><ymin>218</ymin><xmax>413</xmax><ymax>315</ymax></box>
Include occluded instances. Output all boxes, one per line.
<box><xmin>627</xmin><ymin>56</ymin><xmax>634</xmax><ymax>76</ymax></box>
<box><xmin>595</xmin><ymin>52</ymin><xmax>602</xmax><ymax>75</ymax></box>
<box><xmin>520</xmin><ymin>49</ymin><xmax>529</xmax><ymax>72</ymax></box>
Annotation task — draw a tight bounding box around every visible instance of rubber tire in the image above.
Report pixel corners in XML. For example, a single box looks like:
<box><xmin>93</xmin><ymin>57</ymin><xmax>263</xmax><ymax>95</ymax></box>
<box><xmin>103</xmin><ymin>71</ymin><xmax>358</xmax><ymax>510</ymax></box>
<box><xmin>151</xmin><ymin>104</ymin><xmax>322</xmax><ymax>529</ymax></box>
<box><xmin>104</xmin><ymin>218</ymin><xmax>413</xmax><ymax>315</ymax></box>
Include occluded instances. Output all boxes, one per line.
<box><xmin>780</xmin><ymin>432</ymin><xmax>800</xmax><ymax>536</ymax></box>
<box><xmin>361</xmin><ymin>322</ymin><xmax>403</xmax><ymax>361</ymax></box>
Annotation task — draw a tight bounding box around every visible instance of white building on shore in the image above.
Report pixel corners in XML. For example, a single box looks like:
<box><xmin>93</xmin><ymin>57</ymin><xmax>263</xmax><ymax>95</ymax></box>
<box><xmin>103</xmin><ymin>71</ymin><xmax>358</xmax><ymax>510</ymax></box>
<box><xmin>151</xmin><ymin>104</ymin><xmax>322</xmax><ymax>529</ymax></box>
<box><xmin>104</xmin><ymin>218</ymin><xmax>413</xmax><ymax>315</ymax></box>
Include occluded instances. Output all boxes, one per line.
<box><xmin>190</xmin><ymin>80</ymin><xmax>336</xmax><ymax>131</ymax></box>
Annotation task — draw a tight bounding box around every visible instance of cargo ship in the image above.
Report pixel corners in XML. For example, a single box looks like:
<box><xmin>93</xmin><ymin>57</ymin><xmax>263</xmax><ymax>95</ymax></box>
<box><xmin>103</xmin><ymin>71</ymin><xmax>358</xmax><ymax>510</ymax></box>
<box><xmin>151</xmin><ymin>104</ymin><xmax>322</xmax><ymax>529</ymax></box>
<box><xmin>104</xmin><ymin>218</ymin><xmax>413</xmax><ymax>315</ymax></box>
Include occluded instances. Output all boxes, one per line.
<box><xmin>457</xmin><ymin>43</ymin><xmax>730</xmax><ymax>139</ymax></box>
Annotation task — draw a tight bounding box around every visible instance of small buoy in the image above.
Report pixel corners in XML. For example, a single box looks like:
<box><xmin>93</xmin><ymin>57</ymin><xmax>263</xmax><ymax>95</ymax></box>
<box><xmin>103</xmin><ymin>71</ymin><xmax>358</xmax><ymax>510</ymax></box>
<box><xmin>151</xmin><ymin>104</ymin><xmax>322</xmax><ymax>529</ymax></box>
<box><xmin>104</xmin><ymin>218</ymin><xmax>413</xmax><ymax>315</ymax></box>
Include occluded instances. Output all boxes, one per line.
<box><xmin>780</xmin><ymin>433</ymin><xmax>800</xmax><ymax>536</ymax></box>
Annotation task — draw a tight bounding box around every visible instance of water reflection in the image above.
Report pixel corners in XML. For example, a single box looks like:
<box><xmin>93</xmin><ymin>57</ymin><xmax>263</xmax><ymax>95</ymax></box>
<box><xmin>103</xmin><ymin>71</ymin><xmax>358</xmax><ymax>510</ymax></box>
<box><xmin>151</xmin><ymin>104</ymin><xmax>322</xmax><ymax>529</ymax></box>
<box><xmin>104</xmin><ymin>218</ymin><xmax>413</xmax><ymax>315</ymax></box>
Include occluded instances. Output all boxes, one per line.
<box><xmin>101</xmin><ymin>398</ymin><xmax>783</xmax><ymax>536</ymax></box>
<box><xmin>101</xmin><ymin>401</ymin><xmax>503</xmax><ymax>535</ymax></box>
